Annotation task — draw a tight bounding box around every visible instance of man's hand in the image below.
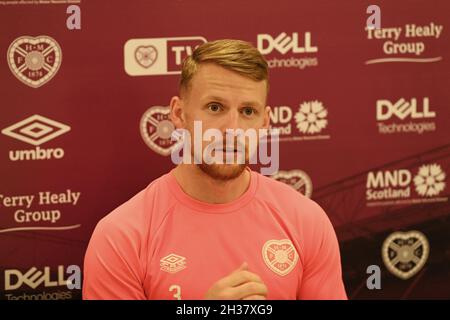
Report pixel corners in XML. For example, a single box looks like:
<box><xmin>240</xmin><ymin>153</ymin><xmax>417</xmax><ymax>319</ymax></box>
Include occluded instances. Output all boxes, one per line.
<box><xmin>204</xmin><ymin>262</ymin><xmax>268</xmax><ymax>300</ymax></box>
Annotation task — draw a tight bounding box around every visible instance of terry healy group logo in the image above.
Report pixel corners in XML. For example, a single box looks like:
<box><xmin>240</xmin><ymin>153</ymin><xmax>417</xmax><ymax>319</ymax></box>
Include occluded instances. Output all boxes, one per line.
<box><xmin>0</xmin><ymin>189</ymin><xmax>81</xmax><ymax>234</ymax></box>
<box><xmin>7</xmin><ymin>35</ymin><xmax>62</xmax><ymax>88</ymax></box>
<box><xmin>376</xmin><ymin>97</ymin><xmax>437</xmax><ymax>135</ymax></box>
<box><xmin>1</xmin><ymin>115</ymin><xmax>70</xmax><ymax>161</ymax></box>
<box><xmin>365</xmin><ymin>22</ymin><xmax>443</xmax><ymax>64</ymax></box>
<box><xmin>365</xmin><ymin>163</ymin><xmax>447</xmax><ymax>206</ymax></box>
<box><xmin>269</xmin><ymin>100</ymin><xmax>330</xmax><ymax>141</ymax></box>
<box><xmin>124</xmin><ymin>36</ymin><xmax>207</xmax><ymax>76</ymax></box>
<box><xmin>257</xmin><ymin>32</ymin><xmax>318</xmax><ymax>70</ymax></box>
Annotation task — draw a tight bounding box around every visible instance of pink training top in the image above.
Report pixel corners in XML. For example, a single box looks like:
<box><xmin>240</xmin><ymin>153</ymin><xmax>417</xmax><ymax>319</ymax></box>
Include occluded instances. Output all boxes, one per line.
<box><xmin>83</xmin><ymin>168</ymin><xmax>347</xmax><ymax>300</ymax></box>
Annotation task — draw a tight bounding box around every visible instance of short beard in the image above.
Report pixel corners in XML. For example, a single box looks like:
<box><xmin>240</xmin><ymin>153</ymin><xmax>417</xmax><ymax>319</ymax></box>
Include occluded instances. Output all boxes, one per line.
<box><xmin>197</xmin><ymin>163</ymin><xmax>247</xmax><ymax>181</ymax></box>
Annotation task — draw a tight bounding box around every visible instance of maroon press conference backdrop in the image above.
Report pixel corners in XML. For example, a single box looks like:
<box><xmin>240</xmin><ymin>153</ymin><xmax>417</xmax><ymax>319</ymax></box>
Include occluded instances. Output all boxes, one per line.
<box><xmin>1</xmin><ymin>0</ymin><xmax>449</xmax><ymax>300</ymax></box>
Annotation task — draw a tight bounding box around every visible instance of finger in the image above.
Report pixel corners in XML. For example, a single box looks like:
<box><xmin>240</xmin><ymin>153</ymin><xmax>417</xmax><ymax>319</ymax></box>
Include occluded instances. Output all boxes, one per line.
<box><xmin>237</xmin><ymin>262</ymin><xmax>248</xmax><ymax>271</ymax></box>
<box><xmin>242</xmin><ymin>295</ymin><xmax>266</xmax><ymax>300</ymax></box>
<box><xmin>231</xmin><ymin>281</ymin><xmax>268</xmax><ymax>300</ymax></box>
<box><xmin>223</xmin><ymin>270</ymin><xmax>264</xmax><ymax>287</ymax></box>
<box><xmin>234</xmin><ymin>270</ymin><xmax>264</xmax><ymax>286</ymax></box>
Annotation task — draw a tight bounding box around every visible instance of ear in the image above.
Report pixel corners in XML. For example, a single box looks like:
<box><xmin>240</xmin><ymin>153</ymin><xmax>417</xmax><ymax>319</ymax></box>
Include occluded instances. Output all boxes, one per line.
<box><xmin>262</xmin><ymin>105</ymin><xmax>271</xmax><ymax>129</ymax></box>
<box><xmin>169</xmin><ymin>96</ymin><xmax>185</xmax><ymax>129</ymax></box>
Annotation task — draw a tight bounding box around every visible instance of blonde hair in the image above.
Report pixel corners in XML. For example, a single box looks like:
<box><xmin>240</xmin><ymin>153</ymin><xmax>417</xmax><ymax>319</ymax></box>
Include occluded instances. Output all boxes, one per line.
<box><xmin>179</xmin><ymin>39</ymin><xmax>269</xmax><ymax>96</ymax></box>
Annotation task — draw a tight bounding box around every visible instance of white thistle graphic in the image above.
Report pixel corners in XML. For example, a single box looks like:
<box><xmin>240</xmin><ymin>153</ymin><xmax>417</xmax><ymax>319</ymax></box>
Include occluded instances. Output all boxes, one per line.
<box><xmin>413</xmin><ymin>163</ymin><xmax>446</xmax><ymax>197</ymax></box>
<box><xmin>294</xmin><ymin>100</ymin><xmax>328</xmax><ymax>134</ymax></box>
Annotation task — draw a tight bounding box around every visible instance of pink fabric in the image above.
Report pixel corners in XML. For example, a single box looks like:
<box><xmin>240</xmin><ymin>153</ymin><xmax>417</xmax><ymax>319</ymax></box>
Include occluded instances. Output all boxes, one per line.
<box><xmin>83</xmin><ymin>167</ymin><xmax>347</xmax><ymax>300</ymax></box>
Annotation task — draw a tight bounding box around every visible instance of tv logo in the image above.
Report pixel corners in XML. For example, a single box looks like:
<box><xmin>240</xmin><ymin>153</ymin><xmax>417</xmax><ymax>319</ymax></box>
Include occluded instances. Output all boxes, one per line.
<box><xmin>124</xmin><ymin>36</ymin><xmax>206</xmax><ymax>76</ymax></box>
<box><xmin>376</xmin><ymin>97</ymin><xmax>436</xmax><ymax>121</ymax></box>
<box><xmin>257</xmin><ymin>32</ymin><xmax>317</xmax><ymax>55</ymax></box>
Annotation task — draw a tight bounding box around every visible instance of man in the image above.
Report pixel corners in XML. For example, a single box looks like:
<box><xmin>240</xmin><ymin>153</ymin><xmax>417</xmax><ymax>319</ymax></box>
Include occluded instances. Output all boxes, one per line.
<box><xmin>83</xmin><ymin>39</ymin><xmax>347</xmax><ymax>300</ymax></box>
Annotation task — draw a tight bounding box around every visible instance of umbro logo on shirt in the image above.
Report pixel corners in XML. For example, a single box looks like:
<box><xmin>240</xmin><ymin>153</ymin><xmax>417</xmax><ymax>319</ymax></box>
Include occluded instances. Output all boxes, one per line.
<box><xmin>160</xmin><ymin>253</ymin><xmax>187</xmax><ymax>274</ymax></box>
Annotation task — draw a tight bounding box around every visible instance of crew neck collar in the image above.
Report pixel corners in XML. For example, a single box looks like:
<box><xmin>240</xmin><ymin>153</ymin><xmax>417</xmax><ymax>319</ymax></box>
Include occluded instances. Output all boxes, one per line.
<box><xmin>165</xmin><ymin>167</ymin><xmax>258</xmax><ymax>213</ymax></box>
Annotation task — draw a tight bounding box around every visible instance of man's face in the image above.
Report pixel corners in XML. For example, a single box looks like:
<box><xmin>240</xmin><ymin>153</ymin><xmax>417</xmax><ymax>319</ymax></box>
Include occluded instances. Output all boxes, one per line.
<box><xmin>174</xmin><ymin>62</ymin><xmax>270</xmax><ymax>180</ymax></box>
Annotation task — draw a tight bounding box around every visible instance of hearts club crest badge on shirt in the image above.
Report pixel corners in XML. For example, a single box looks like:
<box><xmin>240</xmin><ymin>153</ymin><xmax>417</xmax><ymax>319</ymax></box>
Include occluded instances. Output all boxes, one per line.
<box><xmin>262</xmin><ymin>239</ymin><xmax>299</xmax><ymax>276</ymax></box>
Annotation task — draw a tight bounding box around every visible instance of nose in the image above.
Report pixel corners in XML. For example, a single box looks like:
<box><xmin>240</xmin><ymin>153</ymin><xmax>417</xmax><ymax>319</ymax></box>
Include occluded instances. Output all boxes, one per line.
<box><xmin>221</xmin><ymin>109</ymin><xmax>241</xmax><ymax>134</ymax></box>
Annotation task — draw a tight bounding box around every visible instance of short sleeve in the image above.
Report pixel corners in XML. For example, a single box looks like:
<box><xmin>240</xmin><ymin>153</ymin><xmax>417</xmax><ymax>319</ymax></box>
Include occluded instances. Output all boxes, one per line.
<box><xmin>82</xmin><ymin>218</ymin><xmax>147</xmax><ymax>300</ymax></box>
<box><xmin>297</xmin><ymin>202</ymin><xmax>347</xmax><ymax>300</ymax></box>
